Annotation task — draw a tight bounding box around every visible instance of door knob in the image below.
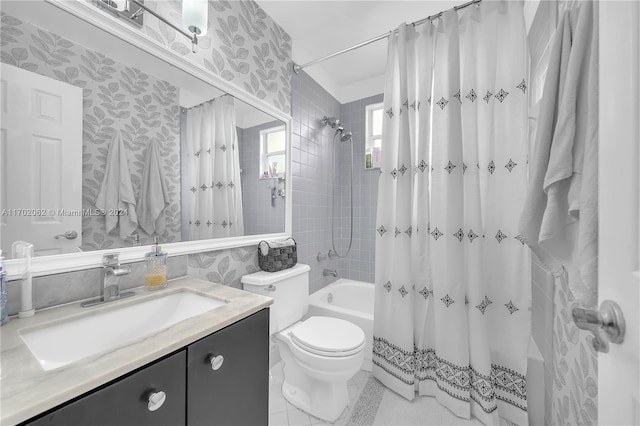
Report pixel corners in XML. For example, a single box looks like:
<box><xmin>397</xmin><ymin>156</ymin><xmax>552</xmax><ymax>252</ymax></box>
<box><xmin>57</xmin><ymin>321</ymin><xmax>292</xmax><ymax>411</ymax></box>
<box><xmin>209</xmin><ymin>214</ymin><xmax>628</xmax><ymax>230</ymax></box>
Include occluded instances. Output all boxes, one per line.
<box><xmin>146</xmin><ymin>390</ymin><xmax>166</xmax><ymax>411</ymax></box>
<box><xmin>572</xmin><ymin>300</ymin><xmax>625</xmax><ymax>353</ymax></box>
<box><xmin>54</xmin><ymin>230</ymin><xmax>78</xmax><ymax>240</ymax></box>
<box><xmin>209</xmin><ymin>354</ymin><xmax>224</xmax><ymax>371</ymax></box>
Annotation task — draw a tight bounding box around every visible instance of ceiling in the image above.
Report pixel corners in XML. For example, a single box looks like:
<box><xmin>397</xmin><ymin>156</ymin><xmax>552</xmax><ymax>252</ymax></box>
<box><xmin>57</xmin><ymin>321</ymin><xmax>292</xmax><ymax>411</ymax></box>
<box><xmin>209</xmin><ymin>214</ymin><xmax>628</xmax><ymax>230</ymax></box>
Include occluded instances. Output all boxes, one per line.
<box><xmin>260</xmin><ymin>1</ymin><xmax>539</xmax><ymax>104</ymax></box>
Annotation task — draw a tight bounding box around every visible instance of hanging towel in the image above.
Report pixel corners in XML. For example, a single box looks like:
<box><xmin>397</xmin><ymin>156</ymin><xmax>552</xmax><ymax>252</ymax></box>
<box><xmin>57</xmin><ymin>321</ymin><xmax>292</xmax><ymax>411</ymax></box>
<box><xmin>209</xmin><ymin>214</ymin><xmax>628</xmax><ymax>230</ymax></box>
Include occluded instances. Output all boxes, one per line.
<box><xmin>519</xmin><ymin>2</ymin><xmax>598</xmax><ymax>307</ymax></box>
<box><xmin>95</xmin><ymin>130</ymin><xmax>139</xmax><ymax>239</ymax></box>
<box><xmin>137</xmin><ymin>140</ymin><xmax>170</xmax><ymax>235</ymax></box>
<box><xmin>519</xmin><ymin>11</ymin><xmax>572</xmax><ymax>267</ymax></box>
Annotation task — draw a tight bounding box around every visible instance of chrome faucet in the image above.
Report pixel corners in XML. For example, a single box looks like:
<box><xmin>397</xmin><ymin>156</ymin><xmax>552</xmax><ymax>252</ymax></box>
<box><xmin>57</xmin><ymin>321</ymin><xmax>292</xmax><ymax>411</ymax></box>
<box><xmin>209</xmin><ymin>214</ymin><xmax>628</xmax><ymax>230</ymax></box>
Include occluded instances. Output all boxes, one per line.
<box><xmin>82</xmin><ymin>253</ymin><xmax>135</xmax><ymax>307</ymax></box>
<box><xmin>323</xmin><ymin>269</ymin><xmax>338</xmax><ymax>278</ymax></box>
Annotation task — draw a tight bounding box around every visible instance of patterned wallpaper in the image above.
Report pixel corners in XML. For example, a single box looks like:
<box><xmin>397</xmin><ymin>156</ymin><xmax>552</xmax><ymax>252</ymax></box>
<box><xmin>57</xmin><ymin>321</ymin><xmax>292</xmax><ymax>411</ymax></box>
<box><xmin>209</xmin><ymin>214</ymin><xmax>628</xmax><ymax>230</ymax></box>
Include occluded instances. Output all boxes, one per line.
<box><xmin>0</xmin><ymin>12</ymin><xmax>182</xmax><ymax>249</ymax></box>
<box><xmin>140</xmin><ymin>0</ymin><xmax>291</xmax><ymax>114</ymax></box>
<box><xmin>552</xmin><ymin>276</ymin><xmax>598</xmax><ymax>425</ymax></box>
<box><xmin>187</xmin><ymin>245</ymin><xmax>259</xmax><ymax>289</ymax></box>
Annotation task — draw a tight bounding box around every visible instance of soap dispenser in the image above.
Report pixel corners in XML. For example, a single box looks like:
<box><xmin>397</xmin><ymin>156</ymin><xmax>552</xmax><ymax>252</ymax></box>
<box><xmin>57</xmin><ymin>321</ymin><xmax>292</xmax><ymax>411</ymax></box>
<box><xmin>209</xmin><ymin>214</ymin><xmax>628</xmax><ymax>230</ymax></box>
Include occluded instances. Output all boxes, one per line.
<box><xmin>145</xmin><ymin>237</ymin><xmax>167</xmax><ymax>290</ymax></box>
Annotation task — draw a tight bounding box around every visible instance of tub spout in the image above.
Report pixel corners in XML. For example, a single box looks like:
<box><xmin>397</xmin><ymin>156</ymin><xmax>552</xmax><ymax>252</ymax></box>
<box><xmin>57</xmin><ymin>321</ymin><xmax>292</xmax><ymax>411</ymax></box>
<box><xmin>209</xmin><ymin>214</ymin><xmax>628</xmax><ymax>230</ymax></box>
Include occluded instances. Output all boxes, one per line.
<box><xmin>323</xmin><ymin>269</ymin><xmax>338</xmax><ymax>278</ymax></box>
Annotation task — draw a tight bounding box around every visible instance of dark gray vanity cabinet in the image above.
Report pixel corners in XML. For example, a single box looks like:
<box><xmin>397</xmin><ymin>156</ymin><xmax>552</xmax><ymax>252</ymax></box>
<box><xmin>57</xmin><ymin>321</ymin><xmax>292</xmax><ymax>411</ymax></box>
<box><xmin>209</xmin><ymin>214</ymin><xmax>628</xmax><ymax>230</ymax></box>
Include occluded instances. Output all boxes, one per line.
<box><xmin>27</xmin><ymin>351</ymin><xmax>186</xmax><ymax>426</ymax></box>
<box><xmin>23</xmin><ymin>309</ymin><xmax>269</xmax><ymax>426</ymax></box>
<box><xmin>187</xmin><ymin>308</ymin><xmax>269</xmax><ymax>426</ymax></box>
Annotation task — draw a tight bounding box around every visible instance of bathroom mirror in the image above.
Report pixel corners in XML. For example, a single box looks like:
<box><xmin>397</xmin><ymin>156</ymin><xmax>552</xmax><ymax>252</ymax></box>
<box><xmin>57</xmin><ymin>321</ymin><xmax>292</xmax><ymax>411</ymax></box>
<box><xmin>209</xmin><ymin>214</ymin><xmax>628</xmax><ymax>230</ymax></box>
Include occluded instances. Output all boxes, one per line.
<box><xmin>0</xmin><ymin>0</ymin><xmax>289</xmax><ymax>260</ymax></box>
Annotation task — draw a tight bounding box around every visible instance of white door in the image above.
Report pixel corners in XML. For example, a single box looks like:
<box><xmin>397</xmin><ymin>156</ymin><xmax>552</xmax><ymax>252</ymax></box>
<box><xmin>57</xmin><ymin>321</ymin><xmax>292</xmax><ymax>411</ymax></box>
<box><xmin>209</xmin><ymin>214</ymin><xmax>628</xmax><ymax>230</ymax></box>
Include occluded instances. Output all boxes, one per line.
<box><xmin>0</xmin><ymin>64</ymin><xmax>82</xmax><ymax>257</ymax></box>
<box><xmin>598</xmin><ymin>1</ymin><xmax>640</xmax><ymax>424</ymax></box>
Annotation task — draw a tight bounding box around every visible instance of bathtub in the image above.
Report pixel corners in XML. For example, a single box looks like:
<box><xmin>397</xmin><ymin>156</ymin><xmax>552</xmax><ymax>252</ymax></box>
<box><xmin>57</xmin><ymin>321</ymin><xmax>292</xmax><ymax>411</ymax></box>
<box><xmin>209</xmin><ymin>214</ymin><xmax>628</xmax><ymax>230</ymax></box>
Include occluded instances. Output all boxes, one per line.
<box><xmin>306</xmin><ymin>278</ymin><xmax>545</xmax><ymax>425</ymax></box>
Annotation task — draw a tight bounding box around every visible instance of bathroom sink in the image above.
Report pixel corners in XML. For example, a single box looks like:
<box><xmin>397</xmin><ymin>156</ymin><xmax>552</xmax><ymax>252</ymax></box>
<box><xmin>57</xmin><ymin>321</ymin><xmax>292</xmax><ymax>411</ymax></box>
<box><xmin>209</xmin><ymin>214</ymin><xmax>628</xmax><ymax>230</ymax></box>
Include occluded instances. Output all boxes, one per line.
<box><xmin>20</xmin><ymin>291</ymin><xmax>227</xmax><ymax>371</ymax></box>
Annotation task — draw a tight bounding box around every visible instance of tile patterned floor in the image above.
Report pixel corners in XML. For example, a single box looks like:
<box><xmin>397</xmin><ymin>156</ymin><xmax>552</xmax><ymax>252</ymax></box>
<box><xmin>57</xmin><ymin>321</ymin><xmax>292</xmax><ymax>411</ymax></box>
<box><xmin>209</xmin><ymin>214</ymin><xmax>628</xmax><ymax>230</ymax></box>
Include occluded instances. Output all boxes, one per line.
<box><xmin>268</xmin><ymin>362</ymin><xmax>371</xmax><ymax>426</ymax></box>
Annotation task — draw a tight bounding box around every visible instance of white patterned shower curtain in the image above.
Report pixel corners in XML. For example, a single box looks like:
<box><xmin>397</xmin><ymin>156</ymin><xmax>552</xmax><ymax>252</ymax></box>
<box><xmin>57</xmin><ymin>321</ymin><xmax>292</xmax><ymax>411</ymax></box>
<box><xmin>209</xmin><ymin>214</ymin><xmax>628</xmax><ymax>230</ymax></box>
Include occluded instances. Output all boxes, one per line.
<box><xmin>185</xmin><ymin>95</ymin><xmax>244</xmax><ymax>240</ymax></box>
<box><xmin>373</xmin><ymin>3</ymin><xmax>530</xmax><ymax>425</ymax></box>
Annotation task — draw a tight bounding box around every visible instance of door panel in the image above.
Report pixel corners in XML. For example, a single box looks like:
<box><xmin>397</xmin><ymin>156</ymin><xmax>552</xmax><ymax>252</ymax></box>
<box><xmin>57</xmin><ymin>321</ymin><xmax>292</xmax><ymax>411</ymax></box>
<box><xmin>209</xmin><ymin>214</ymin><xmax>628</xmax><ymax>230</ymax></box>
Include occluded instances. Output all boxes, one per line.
<box><xmin>598</xmin><ymin>1</ymin><xmax>640</xmax><ymax>424</ymax></box>
<box><xmin>0</xmin><ymin>64</ymin><xmax>82</xmax><ymax>257</ymax></box>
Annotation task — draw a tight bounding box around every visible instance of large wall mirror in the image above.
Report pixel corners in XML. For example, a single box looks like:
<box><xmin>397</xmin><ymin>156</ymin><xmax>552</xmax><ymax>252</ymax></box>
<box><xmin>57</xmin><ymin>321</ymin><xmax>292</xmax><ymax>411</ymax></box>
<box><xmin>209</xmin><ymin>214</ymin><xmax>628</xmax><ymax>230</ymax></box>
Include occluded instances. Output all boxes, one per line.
<box><xmin>0</xmin><ymin>0</ymin><xmax>290</xmax><ymax>265</ymax></box>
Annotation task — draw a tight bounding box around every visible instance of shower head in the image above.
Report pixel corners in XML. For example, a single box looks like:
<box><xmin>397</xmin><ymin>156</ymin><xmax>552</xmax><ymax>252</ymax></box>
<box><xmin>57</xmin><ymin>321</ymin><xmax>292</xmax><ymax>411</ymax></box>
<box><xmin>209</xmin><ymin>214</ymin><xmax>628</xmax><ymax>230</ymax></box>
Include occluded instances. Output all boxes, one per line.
<box><xmin>340</xmin><ymin>131</ymin><xmax>353</xmax><ymax>142</ymax></box>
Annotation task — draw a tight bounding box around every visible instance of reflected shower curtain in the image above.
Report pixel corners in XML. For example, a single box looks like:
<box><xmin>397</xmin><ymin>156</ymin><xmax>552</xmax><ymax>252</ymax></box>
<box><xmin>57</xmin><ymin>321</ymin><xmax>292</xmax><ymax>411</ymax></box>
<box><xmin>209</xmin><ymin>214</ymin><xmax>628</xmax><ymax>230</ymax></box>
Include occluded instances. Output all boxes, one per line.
<box><xmin>373</xmin><ymin>3</ymin><xmax>530</xmax><ymax>424</ymax></box>
<box><xmin>185</xmin><ymin>95</ymin><xmax>244</xmax><ymax>239</ymax></box>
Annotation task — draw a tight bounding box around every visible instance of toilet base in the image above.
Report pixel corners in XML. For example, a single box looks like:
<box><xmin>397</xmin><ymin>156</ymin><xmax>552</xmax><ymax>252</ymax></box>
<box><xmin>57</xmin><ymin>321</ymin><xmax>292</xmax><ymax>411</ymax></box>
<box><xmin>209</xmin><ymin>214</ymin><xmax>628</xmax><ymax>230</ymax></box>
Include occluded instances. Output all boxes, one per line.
<box><xmin>281</xmin><ymin>369</ymin><xmax>348</xmax><ymax>422</ymax></box>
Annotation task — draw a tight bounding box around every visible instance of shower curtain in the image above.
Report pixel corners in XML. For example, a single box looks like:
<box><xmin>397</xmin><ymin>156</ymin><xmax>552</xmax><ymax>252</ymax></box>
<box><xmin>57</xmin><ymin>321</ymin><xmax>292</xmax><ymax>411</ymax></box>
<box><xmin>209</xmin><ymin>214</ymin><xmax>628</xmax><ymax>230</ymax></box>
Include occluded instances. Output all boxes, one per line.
<box><xmin>185</xmin><ymin>95</ymin><xmax>244</xmax><ymax>240</ymax></box>
<box><xmin>373</xmin><ymin>3</ymin><xmax>530</xmax><ymax>425</ymax></box>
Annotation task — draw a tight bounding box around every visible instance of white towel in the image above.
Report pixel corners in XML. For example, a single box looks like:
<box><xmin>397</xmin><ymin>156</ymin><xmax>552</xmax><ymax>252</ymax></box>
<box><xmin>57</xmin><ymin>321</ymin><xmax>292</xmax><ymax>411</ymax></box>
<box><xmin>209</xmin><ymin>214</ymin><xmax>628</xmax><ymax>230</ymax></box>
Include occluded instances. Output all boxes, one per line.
<box><xmin>259</xmin><ymin>238</ymin><xmax>295</xmax><ymax>256</ymax></box>
<box><xmin>95</xmin><ymin>130</ymin><xmax>139</xmax><ymax>239</ymax></box>
<box><xmin>138</xmin><ymin>141</ymin><xmax>170</xmax><ymax>235</ymax></box>
<box><xmin>519</xmin><ymin>11</ymin><xmax>572</xmax><ymax>269</ymax></box>
<box><xmin>519</xmin><ymin>2</ymin><xmax>599</xmax><ymax>307</ymax></box>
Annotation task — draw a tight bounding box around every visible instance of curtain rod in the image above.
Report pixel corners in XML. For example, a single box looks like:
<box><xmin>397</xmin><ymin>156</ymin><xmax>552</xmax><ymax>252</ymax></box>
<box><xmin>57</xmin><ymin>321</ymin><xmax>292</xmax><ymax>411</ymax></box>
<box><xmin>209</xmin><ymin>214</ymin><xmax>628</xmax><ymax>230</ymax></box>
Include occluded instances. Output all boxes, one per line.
<box><xmin>127</xmin><ymin>0</ymin><xmax>199</xmax><ymax>52</ymax></box>
<box><xmin>292</xmin><ymin>0</ymin><xmax>482</xmax><ymax>74</ymax></box>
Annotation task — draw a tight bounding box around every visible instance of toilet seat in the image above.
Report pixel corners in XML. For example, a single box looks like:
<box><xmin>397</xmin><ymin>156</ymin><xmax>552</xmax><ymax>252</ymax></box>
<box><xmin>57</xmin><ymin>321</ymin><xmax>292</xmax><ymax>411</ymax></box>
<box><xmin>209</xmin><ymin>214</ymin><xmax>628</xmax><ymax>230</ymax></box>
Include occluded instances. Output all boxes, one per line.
<box><xmin>289</xmin><ymin>316</ymin><xmax>365</xmax><ymax>357</ymax></box>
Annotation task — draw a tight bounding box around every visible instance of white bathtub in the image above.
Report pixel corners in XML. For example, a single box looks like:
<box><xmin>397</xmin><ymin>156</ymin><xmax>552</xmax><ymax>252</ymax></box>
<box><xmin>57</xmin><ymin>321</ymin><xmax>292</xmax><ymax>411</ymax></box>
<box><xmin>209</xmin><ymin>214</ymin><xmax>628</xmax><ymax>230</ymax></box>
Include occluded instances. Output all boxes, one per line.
<box><xmin>306</xmin><ymin>278</ymin><xmax>545</xmax><ymax>425</ymax></box>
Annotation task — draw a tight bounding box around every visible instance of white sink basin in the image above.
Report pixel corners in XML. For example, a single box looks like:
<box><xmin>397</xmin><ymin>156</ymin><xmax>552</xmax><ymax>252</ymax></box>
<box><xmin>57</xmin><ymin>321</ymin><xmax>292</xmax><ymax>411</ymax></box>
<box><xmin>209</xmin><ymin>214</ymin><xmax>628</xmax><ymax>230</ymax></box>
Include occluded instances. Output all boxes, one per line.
<box><xmin>20</xmin><ymin>291</ymin><xmax>227</xmax><ymax>371</ymax></box>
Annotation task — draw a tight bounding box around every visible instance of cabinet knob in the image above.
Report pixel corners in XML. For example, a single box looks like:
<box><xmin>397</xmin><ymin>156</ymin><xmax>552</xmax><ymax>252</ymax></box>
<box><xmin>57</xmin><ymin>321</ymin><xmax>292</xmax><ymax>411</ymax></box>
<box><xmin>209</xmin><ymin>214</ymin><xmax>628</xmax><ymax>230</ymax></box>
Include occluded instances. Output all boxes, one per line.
<box><xmin>209</xmin><ymin>354</ymin><xmax>224</xmax><ymax>371</ymax></box>
<box><xmin>147</xmin><ymin>390</ymin><xmax>167</xmax><ymax>411</ymax></box>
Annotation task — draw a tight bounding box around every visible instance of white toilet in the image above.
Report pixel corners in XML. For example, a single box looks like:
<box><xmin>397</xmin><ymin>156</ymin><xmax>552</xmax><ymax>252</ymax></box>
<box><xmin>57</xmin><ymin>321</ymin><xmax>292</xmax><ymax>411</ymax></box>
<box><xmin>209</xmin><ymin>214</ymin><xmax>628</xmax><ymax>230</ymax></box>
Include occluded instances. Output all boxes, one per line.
<box><xmin>241</xmin><ymin>264</ymin><xmax>365</xmax><ymax>422</ymax></box>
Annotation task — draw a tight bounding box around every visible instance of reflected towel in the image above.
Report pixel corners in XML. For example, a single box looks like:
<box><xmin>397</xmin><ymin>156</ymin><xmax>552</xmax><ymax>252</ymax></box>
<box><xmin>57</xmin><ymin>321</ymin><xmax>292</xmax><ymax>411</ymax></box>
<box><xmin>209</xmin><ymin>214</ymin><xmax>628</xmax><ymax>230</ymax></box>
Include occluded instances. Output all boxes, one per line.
<box><xmin>95</xmin><ymin>130</ymin><xmax>138</xmax><ymax>239</ymax></box>
<box><xmin>138</xmin><ymin>140</ymin><xmax>170</xmax><ymax>235</ymax></box>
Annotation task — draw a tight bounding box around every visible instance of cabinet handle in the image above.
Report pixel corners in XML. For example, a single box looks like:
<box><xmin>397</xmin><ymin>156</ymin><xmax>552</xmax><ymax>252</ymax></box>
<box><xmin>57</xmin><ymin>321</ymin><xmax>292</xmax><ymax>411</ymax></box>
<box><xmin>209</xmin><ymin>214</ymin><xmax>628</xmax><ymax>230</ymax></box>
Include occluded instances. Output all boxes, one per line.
<box><xmin>147</xmin><ymin>390</ymin><xmax>167</xmax><ymax>411</ymax></box>
<box><xmin>209</xmin><ymin>354</ymin><xmax>224</xmax><ymax>371</ymax></box>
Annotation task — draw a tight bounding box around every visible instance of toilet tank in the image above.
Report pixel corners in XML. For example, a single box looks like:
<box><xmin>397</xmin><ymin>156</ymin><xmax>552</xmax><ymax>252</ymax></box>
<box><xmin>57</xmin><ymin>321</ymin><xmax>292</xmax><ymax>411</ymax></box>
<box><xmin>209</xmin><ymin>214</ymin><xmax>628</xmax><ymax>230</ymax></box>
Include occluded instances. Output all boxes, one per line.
<box><xmin>241</xmin><ymin>264</ymin><xmax>310</xmax><ymax>335</ymax></box>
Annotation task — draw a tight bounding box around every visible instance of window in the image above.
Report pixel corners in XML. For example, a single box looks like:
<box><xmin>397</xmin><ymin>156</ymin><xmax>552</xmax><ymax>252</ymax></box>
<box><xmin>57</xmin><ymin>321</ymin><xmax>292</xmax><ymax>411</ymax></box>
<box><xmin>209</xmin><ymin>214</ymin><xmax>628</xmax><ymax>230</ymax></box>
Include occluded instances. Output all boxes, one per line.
<box><xmin>365</xmin><ymin>102</ymin><xmax>383</xmax><ymax>169</ymax></box>
<box><xmin>259</xmin><ymin>125</ymin><xmax>286</xmax><ymax>178</ymax></box>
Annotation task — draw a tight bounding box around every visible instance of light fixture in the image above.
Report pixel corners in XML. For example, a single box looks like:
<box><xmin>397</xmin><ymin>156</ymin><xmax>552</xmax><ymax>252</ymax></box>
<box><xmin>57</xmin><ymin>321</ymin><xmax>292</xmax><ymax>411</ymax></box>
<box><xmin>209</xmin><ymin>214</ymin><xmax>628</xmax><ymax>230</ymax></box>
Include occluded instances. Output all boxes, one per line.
<box><xmin>99</xmin><ymin>0</ymin><xmax>127</xmax><ymax>12</ymax></box>
<box><xmin>182</xmin><ymin>0</ymin><xmax>208</xmax><ymax>37</ymax></box>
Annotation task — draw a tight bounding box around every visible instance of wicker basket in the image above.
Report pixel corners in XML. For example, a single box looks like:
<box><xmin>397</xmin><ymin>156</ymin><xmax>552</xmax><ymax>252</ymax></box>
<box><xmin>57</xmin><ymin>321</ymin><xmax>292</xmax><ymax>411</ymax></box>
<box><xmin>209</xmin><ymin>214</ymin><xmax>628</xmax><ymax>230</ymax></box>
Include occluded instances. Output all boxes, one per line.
<box><xmin>258</xmin><ymin>238</ymin><xmax>297</xmax><ymax>272</ymax></box>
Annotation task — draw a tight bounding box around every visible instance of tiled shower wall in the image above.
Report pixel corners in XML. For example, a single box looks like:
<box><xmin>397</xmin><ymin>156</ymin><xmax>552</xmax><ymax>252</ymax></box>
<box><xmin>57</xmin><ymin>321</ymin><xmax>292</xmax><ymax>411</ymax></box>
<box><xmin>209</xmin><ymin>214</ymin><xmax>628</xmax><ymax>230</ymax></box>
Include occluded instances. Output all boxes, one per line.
<box><xmin>288</xmin><ymin>71</ymin><xmax>382</xmax><ymax>288</ymax></box>
<box><xmin>335</xmin><ymin>95</ymin><xmax>383</xmax><ymax>283</ymax></box>
<box><xmin>290</xmin><ymin>70</ymin><xmax>342</xmax><ymax>293</ymax></box>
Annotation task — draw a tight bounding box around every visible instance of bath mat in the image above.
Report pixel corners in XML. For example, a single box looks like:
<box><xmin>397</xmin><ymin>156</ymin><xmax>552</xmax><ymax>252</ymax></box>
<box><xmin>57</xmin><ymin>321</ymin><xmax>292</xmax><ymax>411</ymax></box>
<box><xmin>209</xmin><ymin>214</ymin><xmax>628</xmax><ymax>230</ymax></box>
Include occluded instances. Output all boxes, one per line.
<box><xmin>344</xmin><ymin>374</ymin><xmax>521</xmax><ymax>426</ymax></box>
<box><xmin>344</xmin><ymin>376</ymin><xmax>385</xmax><ymax>426</ymax></box>
<box><xmin>344</xmin><ymin>376</ymin><xmax>491</xmax><ymax>426</ymax></box>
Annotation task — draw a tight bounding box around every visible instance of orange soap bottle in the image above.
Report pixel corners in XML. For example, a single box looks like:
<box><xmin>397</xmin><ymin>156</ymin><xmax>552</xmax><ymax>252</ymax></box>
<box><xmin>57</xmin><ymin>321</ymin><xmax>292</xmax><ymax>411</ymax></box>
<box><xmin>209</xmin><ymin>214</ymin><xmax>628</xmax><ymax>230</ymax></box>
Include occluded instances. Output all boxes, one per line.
<box><xmin>145</xmin><ymin>238</ymin><xmax>167</xmax><ymax>290</ymax></box>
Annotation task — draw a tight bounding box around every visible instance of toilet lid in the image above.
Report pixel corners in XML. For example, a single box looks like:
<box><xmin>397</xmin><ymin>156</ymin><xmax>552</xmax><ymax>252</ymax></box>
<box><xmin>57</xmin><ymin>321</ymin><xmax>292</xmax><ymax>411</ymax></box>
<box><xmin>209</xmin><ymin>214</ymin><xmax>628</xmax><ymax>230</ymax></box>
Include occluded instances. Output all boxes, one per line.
<box><xmin>290</xmin><ymin>316</ymin><xmax>365</xmax><ymax>356</ymax></box>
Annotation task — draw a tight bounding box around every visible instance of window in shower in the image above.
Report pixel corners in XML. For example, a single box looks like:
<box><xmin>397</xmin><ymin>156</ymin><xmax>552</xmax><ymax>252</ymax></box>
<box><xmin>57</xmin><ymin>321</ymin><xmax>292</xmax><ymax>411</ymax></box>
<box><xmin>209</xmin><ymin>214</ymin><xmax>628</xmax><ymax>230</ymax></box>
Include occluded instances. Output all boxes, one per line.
<box><xmin>365</xmin><ymin>102</ymin><xmax>383</xmax><ymax>169</ymax></box>
<box><xmin>259</xmin><ymin>125</ymin><xmax>286</xmax><ymax>179</ymax></box>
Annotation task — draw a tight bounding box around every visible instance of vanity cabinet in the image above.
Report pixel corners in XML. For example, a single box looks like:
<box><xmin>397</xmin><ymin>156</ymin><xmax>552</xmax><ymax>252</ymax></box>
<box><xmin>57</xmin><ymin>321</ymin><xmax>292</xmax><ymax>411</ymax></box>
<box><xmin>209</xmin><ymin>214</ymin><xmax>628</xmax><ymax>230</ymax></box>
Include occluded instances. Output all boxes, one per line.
<box><xmin>187</xmin><ymin>307</ymin><xmax>269</xmax><ymax>425</ymax></box>
<box><xmin>23</xmin><ymin>309</ymin><xmax>269</xmax><ymax>426</ymax></box>
<box><xmin>27</xmin><ymin>351</ymin><xmax>187</xmax><ymax>426</ymax></box>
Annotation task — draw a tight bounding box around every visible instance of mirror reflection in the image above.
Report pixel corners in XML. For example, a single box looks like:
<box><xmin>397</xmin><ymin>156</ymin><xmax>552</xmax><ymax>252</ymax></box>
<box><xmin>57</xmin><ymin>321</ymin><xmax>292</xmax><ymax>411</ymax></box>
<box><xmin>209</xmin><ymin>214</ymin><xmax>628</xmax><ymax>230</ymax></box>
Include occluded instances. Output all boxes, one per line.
<box><xmin>0</xmin><ymin>1</ymin><xmax>286</xmax><ymax>258</ymax></box>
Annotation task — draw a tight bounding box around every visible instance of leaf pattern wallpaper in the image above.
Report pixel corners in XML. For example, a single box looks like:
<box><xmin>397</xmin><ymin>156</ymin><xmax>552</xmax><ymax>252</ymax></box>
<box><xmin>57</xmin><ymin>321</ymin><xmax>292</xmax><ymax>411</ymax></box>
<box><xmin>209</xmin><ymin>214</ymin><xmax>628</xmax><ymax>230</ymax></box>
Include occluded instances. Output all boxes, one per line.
<box><xmin>0</xmin><ymin>12</ymin><xmax>182</xmax><ymax>249</ymax></box>
<box><xmin>187</xmin><ymin>245</ymin><xmax>259</xmax><ymax>289</ymax></box>
<box><xmin>552</xmin><ymin>276</ymin><xmax>598</xmax><ymax>425</ymax></box>
<box><xmin>140</xmin><ymin>0</ymin><xmax>292</xmax><ymax>114</ymax></box>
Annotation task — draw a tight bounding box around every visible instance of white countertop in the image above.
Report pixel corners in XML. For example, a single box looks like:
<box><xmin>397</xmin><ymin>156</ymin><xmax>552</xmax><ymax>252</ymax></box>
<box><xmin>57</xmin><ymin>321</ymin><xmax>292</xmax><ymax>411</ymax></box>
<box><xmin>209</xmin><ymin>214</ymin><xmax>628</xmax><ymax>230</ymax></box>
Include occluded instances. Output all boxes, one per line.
<box><xmin>0</xmin><ymin>276</ymin><xmax>272</xmax><ymax>425</ymax></box>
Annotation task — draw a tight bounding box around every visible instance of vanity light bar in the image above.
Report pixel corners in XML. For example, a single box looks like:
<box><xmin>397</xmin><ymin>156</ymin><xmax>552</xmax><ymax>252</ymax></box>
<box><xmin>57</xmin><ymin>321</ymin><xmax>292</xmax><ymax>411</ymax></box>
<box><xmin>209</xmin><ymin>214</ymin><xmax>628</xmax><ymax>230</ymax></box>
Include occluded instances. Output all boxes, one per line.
<box><xmin>127</xmin><ymin>0</ymin><xmax>200</xmax><ymax>53</ymax></box>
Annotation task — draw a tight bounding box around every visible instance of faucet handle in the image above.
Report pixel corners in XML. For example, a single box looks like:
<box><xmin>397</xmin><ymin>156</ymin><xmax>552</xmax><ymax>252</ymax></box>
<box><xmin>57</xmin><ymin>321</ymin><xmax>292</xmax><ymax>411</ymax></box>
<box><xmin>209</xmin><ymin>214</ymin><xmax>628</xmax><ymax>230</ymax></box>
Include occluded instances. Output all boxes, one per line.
<box><xmin>103</xmin><ymin>253</ymin><xmax>120</xmax><ymax>267</ymax></box>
